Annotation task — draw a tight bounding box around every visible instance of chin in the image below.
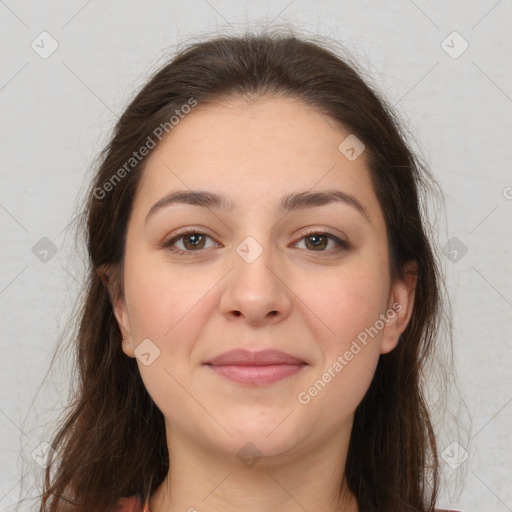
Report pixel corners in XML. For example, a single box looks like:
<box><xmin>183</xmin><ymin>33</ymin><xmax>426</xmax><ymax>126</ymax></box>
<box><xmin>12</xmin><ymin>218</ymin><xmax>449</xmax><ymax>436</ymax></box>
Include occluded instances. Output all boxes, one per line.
<box><xmin>219</xmin><ymin>415</ymin><xmax>310</xmax><ymax>461</ymax></box>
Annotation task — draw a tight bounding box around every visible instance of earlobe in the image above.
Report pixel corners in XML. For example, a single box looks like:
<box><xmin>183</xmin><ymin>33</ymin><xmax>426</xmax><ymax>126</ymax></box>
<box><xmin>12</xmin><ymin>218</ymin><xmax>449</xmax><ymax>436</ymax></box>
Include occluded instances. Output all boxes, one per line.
<box><xmin>97</xmin><ymin>264</ymin><xmax>135</xmax><ymax>358</ymax></box>
<box><xmin>120</xmin><ymin>333</ymin><xmax>135</xmax><ymax>357</ymax></box>
<box><xmin>380</xmin><ymin>262</ymin><xmax>418</xmax><ymax>354</ymax></box>
<box><xmin>112</xmin><ymin>297</ymin><xmax>135</xmax><ymax>358</ymax></box>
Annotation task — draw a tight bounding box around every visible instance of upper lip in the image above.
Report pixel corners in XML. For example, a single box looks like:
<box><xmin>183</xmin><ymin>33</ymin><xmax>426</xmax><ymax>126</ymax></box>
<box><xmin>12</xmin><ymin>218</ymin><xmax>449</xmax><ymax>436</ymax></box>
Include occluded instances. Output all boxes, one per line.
<box><xmin>204</xmin><ymin>349</ymin><xmax>306</xmax><ymax>366</ymax></box>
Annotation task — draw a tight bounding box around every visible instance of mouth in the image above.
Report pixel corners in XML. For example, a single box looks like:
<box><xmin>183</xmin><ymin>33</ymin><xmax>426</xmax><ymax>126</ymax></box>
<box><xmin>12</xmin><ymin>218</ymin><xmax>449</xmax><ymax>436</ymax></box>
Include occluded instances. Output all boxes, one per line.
<box><xmin>203</xmin><ymin>349</ymin><xmax>308</xmax><ymax>386</ymax></box>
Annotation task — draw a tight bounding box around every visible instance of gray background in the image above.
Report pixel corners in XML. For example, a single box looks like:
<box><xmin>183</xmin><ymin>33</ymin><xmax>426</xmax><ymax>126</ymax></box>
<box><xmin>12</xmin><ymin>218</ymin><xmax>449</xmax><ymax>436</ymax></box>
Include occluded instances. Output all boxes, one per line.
<box><xmin>1</xmin><ymin>1</ymin><xmax>511</xmax><ymax>510</ymax></box>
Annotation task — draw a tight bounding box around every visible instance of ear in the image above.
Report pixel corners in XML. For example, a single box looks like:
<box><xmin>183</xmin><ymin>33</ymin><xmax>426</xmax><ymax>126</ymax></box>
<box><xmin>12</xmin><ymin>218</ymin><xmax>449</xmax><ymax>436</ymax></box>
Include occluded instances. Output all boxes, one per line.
<box><xmin>380</xmin><ymin>261</ymin><xmax>418</xmax><ymax>355</ymax></box>
<box><xmin>97</xmin><ymin>264</ymin><xmax>135</xmax><ymax>358</ymax></box>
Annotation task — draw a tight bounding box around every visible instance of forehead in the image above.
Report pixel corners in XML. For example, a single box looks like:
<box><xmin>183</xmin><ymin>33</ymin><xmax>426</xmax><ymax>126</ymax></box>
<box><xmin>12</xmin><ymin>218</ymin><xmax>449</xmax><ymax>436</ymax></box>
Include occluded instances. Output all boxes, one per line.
<box><xmin>133</xmin><ymin>96</ymin><xmax>382</xmax><ymax>221</ymax></box>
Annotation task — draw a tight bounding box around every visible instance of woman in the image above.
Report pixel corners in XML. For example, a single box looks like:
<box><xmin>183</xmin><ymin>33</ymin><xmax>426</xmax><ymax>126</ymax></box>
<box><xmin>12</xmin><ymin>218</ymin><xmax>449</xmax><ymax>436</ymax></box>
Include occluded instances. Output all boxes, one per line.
<box><xmin>40</xmin><ymin>31</ymin><xmax>455</xmax><ymax>512</ymax></box>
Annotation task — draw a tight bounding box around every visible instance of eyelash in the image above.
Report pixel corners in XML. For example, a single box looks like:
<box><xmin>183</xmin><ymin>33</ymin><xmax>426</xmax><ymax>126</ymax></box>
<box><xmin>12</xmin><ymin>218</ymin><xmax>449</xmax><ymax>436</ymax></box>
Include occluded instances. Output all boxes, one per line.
<box><xmin>161</xmin><ymin>228</ymin><xmax>349</xmax><ymax>255</ymax></box>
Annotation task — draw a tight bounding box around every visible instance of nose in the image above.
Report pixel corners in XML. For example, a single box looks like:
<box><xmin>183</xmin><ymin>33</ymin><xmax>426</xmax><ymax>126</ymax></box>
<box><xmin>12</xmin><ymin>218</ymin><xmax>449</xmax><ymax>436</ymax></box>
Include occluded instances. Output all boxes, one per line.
<box><xmin>219</xmin><ymin>240</ymin><xmax>293</xmax><ymax>326</ymax></box>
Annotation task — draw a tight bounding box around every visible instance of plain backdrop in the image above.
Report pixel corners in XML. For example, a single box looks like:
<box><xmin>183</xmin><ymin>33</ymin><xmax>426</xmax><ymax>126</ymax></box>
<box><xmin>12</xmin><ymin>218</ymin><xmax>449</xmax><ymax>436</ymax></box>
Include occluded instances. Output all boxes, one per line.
<box><xmin>1</xmin><ymin>1</ymin><xmax>511</xmax><ymax>511</ymax></box>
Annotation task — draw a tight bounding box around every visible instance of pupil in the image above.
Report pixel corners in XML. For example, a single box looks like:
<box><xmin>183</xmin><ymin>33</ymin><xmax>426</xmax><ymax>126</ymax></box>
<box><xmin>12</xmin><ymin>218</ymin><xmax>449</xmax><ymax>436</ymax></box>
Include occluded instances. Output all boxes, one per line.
<box><xmin>182</xmin><ymin>234</ymin><xmax>328</xmax><ymax>251</ymax></box>
<box><xmin>308</xmin><ymin>235</ymin><xmax>326</xmax><ymax>250</ymax></box>
<box><xmin>185</xmin><ymin>234</ymin><xmax>204</xmax><ymax>249</ymax></box>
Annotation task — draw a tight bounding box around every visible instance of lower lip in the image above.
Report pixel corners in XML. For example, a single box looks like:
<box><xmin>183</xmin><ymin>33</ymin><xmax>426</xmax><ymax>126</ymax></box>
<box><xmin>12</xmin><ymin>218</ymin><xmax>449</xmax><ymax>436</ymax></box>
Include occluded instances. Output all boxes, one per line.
<box><xmin>206</xmin><ymin>363</ymin><xmax>306</xmax><ymax>385</ymax></box>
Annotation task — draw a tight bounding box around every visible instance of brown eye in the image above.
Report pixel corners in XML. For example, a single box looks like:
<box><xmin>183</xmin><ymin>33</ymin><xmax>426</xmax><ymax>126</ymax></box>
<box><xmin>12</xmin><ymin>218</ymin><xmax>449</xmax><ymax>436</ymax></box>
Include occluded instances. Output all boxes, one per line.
<box><xmin>304</xmin><ymin>234</ymin><xmax>329</xmax><ymax>251</ymax></box>
<box><xmin>182</xmin><ymin>233</ymin><xmax>206</xmax><ymax>250</ymax></box>
<box><xmin>294</xmin><ymin>231</ymin><xmax>348</xmax><ymax>252</ymax></box>
<box><xmin>163</xmin><ymin>231</ymin><xmax>217</xmax><ymax>253</ymax></box>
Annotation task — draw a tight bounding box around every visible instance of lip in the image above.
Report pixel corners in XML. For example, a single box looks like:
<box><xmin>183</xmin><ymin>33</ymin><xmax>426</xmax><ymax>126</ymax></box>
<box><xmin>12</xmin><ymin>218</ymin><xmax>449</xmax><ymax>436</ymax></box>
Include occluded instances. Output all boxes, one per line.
<box><xmin>204</xmin><ymin>349</ymin><xmax>307</xmax><ymax>386</ymax></box>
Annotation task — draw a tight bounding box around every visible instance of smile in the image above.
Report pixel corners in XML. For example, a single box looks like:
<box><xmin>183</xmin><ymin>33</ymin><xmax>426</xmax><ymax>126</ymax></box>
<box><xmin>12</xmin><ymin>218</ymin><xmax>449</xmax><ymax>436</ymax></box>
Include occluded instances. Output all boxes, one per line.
<box><xmin>203</xmin><ymin>349</ymin><xmax>308</xmax><ymax>386</ymax></box>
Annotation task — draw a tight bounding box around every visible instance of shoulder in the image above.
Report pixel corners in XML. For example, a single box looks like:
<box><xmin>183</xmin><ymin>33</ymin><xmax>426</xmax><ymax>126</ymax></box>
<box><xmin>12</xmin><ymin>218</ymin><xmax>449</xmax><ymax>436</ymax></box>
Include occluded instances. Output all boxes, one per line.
<box><xmin>115</xmin><ymin>496</ymin><xmax>144</xmax><ymax>512</ymax></box>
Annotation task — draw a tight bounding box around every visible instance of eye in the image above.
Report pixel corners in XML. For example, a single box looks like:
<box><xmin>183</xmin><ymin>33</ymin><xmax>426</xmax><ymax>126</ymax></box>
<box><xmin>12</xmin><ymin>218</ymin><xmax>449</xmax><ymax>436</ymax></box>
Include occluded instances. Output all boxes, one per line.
<box><xmin>293</xmin><ymin>231</ymin><xmax>348</xmax><ymax>252</ymax></box>
<box><xmin>162</xmin><ymin>231</ymin><xmax>218</xmax><ymax>253</ymax></box>
<box><xmin>162</xmin><ymin>229</ymin><xmax>348</xmax><ymax>255</ymax></box>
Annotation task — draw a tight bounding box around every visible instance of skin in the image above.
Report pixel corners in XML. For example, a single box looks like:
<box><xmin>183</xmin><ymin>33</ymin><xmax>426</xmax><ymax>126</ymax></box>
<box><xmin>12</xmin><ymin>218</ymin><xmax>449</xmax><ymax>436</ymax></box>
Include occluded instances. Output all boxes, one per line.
<box><xmin>112</xmin><ymin>96</ymin><xmax>417</xmax><ymax>512</ymax></box>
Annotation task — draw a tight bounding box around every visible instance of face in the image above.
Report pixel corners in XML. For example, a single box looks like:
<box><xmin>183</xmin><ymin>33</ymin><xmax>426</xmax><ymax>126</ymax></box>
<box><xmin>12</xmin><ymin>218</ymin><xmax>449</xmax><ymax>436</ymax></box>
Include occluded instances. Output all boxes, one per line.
<box><xmin>113</xmin><ymin>96</ymin><xmax>416</xmax><ymax>465</ymax></box>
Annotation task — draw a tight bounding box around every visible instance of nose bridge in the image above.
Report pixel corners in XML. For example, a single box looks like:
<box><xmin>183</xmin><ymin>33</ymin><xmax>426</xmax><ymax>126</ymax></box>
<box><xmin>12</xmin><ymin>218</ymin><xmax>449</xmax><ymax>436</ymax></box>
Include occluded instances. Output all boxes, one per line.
<box><xmin>220</xmin><ymin>233</ymin><xmax>291</xmax><ymax>324</ymax></box>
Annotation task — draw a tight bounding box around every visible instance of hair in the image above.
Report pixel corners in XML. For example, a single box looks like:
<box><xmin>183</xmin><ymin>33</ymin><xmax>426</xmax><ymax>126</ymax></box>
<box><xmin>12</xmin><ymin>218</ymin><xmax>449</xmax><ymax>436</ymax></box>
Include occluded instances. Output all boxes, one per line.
<box><xmin>40</xmin><ymin>30</ymin><xmax>446</xmax><ymax>512</ymax></box>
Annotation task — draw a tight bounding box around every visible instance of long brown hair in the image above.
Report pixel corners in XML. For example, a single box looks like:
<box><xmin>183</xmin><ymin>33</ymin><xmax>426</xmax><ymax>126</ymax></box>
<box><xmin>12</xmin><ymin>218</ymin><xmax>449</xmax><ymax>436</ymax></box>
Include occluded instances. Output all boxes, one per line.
<box><xmin>40</xmin><ymin>30</ymin><xmax>445</xmax><ymax>512</ymax></box>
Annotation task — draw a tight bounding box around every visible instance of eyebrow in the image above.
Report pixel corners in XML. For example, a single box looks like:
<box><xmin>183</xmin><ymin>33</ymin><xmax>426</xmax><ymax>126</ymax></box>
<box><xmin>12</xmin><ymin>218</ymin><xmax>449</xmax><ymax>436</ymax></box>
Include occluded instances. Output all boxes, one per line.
<box><xmin>145</xmin><ymin>189</ymin><xmax>370</xmax><ymax>223</ymax></box>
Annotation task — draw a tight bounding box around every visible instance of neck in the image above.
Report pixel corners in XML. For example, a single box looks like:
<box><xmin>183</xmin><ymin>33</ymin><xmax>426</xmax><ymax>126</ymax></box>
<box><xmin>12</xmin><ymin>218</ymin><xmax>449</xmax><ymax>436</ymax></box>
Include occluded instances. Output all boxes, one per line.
<box><xmin>150</xmin><ymin>425</ymin><xmax>358</xmax><ymax>512</ymax></box>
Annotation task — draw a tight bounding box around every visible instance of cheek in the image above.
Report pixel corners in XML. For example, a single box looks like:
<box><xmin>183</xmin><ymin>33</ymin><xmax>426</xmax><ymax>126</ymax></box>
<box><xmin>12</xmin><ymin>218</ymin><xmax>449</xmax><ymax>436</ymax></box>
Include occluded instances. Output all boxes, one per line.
<box><xmin>123</xmin><ymin>252</ymin><xmax>219</xmax><ymax>342</ymax></box>
<box><xmin>297</xmin><ymin>262</ymin><xmax>390</xmax><ymax>346</ymax></box>
<box><xmin>298</xmin><ymin>347</ymin><xmax>380</xmax><ymax>432</ymax></box>
<box><xmin>122</xmin><ymin>255</ymin><xmax>221</xmax><ymax>419</ymax></box>
<box><xmin>293</xmin><ymin>264</ymin><xmax>388</xmax><ymax>415</ymax></box>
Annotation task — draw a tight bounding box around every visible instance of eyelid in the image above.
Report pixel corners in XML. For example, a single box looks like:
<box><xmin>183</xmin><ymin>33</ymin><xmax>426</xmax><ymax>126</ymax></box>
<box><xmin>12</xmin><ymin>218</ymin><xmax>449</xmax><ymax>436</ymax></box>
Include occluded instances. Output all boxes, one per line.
<box><xmin>161</xmin><ymin>226</ymin><xmax>349</xmax><ymax>255</ymax></box>
<box><xmin>291</xmin><ymin>227</ymin><xmax>349</xmax><ymax>250</ymax></box>
<box><xmin>161</xmin><ymin>228</ymin><xmax>221</xmax><ymax>253</ymax></box>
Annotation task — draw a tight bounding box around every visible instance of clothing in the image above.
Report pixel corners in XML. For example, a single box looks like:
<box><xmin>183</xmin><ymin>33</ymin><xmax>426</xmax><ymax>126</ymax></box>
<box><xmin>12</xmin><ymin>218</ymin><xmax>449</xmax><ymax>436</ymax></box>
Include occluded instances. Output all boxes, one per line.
<box><xmin>115</xmin><ymin>495</ymin><xmax>461</xmax><ymax>512</ymax></box>
<box><xmin>116</xmin><ymin>496</ymin><xmax>148</xmax><ymax>512</ymax></box>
